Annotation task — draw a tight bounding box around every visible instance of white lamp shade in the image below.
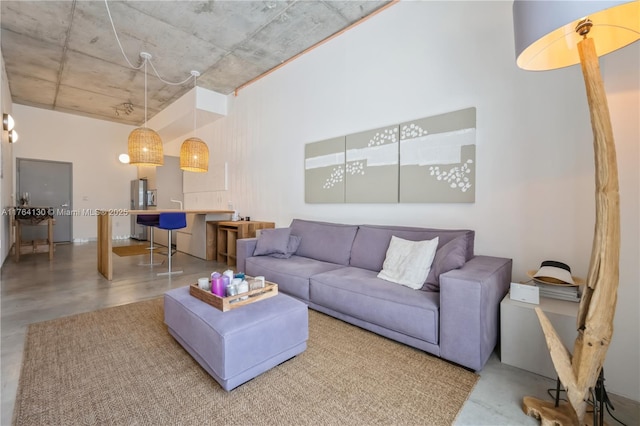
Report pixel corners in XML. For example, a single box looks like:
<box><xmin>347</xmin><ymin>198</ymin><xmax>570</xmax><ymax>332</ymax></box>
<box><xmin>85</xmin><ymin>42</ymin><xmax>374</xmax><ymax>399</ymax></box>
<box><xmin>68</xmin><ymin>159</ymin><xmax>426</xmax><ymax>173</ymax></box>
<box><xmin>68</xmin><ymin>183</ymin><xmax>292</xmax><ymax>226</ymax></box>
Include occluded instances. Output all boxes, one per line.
<box><xmin>513</xmin><ymin>0</ymin><xmax>640</xmax><ymax>70</ymax></box>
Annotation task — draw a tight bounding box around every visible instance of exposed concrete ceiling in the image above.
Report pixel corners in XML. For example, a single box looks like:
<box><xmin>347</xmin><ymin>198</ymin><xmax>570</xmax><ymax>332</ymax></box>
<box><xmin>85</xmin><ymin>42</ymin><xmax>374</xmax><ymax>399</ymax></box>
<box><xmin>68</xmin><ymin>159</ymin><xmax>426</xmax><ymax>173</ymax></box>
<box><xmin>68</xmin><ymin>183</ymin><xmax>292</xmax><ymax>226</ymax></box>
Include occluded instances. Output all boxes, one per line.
<box><xmin>1</xmin><ymin>0</ymin><xmax>392</xmax><ymax>126</ymax></box>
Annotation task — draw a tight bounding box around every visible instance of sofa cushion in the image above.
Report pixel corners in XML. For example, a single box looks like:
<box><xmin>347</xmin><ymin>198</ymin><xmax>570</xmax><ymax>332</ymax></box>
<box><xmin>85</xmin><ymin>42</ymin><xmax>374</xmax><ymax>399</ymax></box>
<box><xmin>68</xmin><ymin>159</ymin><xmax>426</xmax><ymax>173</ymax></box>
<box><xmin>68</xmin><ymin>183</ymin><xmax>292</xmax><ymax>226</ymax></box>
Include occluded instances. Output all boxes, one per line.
<box><xmin>269</xmin><ymin>235</ymin><xmax>302</xmax><ymax>259</ymax></box>
<box><xmin>349</xmin><ymin>225</ymin><xmax>475</xmax><ymax>272</ymax></box>
<box><xmin>377</xmin><ymin>236</ymin><xmax>439</xmax><ymax>289</ymax></box>
<box><xmin>309</xmin><ymin>267</ymin><xmax>439</xmax><ymax>344</ymax></box>
<box><xmin>253</xmin><ymin>228</ymin><xmax>291</xmax><ymax>256</ymax></box>
<box><xmin>422</xmin><ymin>235</ymin><xmax>468</xmax><ymax>291</ymax></box>
<box><xmin>289</xmin><ymin>219</ymin><xmax>358</xmax><ymax>266</ymax></box>
<box><xmin>245</xmin><ymin>255</ymin><xmax>346</xmax><ymax>301</ymax></box>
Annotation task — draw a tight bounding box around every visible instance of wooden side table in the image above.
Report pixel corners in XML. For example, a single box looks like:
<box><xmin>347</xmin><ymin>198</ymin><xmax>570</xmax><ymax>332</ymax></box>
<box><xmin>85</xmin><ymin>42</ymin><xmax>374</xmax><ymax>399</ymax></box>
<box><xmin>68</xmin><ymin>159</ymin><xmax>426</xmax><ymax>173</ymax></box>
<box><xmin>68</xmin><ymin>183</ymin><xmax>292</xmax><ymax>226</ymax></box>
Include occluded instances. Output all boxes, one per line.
<box><xmin>205</xmin><ymin>221</ymin><xmax>221</xmax><ymax>261</ymax></box>
<box><xmin>216</xmin><ymin>221</ymin><xmax>275</xmax><ymax>266</ymax></box>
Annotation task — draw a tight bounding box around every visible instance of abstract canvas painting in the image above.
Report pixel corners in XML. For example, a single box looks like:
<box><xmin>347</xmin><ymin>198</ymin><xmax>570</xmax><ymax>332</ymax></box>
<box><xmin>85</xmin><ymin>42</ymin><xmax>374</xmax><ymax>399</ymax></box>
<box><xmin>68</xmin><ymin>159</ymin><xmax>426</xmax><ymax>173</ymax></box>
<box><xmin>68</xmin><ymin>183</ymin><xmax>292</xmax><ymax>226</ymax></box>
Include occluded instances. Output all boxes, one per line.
<box><xmin>304</xmin><ymin>107</ymin><xmax>476</xmax><ymax>204</ymax></box>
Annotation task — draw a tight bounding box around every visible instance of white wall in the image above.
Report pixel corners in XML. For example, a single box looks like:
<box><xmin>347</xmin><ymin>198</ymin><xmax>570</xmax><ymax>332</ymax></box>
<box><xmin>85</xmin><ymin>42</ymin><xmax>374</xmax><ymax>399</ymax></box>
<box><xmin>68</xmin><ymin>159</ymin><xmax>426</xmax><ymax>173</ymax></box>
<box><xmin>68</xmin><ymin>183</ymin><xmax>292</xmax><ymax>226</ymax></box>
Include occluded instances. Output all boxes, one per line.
<box><xmin>602</xmin><ymin>42</ymin><xmax>640</xmax><ymax>402</ymax></box>
<box><xmin>1</xmin><ymin>53</ymin><xmax>15</xmax><ymax>264</ymax></box>
<box><xmin>153</xmin><ymin>155</ymin><xmax>183</xmax><ymax>247</ymax></box>
<box><xmin>11</xmin><ymin>105</ymin><xmax>137</xmax><ymax>240</ymax></box>
<box><xmin>183</xmin><ymin>1</ymin><xmax>639</xmax><ymax>400</ymax></box>
<box><xmin>155</xmin><ymin>156</ymin><xmax>183</xmax><ymax>209</ymax></box>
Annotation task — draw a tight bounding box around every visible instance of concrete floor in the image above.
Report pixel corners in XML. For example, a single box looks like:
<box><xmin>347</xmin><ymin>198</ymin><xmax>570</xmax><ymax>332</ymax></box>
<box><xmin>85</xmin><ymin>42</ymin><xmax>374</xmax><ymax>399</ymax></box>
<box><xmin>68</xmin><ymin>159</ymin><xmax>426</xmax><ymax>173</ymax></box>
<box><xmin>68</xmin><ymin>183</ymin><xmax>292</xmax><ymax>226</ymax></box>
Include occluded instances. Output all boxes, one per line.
<box><xmin>1</xmin><ymin>242</ymin><xmax>638</xmax><ymax>425</ymax></box>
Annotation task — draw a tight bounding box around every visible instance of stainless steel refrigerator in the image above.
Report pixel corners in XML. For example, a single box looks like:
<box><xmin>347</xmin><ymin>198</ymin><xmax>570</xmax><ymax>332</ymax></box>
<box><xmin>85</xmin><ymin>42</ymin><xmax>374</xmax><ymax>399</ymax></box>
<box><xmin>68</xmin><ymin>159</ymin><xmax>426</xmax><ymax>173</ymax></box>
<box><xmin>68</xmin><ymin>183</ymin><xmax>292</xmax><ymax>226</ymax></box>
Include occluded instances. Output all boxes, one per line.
<box><xmin>130</xmin><ymin>179</ymin><xmax>148</xmax><ymax>240</ymax></box>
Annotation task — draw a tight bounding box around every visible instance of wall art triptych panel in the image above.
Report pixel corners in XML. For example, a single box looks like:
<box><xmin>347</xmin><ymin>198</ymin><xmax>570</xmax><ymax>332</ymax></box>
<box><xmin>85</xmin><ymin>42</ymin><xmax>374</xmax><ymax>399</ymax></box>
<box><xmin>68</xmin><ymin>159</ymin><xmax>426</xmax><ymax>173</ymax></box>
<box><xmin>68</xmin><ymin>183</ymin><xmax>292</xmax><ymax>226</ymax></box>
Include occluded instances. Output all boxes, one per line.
<box><xmin>304</xmin><ymin>136</ymin><xmax>345</xmax><ymax>203</ymax></box>
<box><xmin>304</xmin><ymin>107</ymin><xmax>476</xmax><ymax>204</ymax></box>
<box><xmin>345</xmin><ymin>125</ymin><xmax>399</xmax><ymax>203</ymax></box>
<box><xmin>399</xmin><ymin>107</ymin><xmax>476</xmax><ymax>203</ymax></box>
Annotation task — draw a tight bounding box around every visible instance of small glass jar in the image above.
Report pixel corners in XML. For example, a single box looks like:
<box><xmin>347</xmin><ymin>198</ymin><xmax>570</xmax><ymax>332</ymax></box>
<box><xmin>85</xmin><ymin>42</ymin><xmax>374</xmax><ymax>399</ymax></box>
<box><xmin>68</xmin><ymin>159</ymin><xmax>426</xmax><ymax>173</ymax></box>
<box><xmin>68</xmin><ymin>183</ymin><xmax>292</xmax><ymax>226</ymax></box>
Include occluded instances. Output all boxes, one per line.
<box><xmin>223</xmin><ymin>269</ymin><xmax>234</xmax><ymax>282</ymax></box>
<box><xmin>238</xmin><ymin>280</ymin><xmax>249</xmax><ymax>300</ymax></box>
<box><xmin>249</xmin><ymin>279</ymin><xmax>261</xmax><ymax>291</ymax></box>
<box><xmin>226</xmin><ymin>283</ymin><xmax>238</xmax><ymax>297</ymax></box>
<box><xmin>197</xmin><ymin>277</ymin><xmax>210</xmax><ymax>291</ymax></box>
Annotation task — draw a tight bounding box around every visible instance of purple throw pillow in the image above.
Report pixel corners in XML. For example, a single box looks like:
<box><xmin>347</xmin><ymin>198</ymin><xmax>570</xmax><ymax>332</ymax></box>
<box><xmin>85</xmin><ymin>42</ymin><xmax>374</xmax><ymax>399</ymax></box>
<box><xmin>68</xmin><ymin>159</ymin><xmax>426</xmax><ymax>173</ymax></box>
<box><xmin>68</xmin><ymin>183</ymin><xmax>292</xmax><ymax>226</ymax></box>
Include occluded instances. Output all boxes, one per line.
<box><xmin>269</xmin><ymin>235</ymin><xmax>302</xmax><ymax>259</ymax></box>
<box><xmin>421</xmin><ymin>235</ymin><xmax>467</xmax><ymax>291</ymax></box>
<box><xmin>253</xmin><ymin>228</ymin><xmax>291</xmax><ymax>256</ymax></box>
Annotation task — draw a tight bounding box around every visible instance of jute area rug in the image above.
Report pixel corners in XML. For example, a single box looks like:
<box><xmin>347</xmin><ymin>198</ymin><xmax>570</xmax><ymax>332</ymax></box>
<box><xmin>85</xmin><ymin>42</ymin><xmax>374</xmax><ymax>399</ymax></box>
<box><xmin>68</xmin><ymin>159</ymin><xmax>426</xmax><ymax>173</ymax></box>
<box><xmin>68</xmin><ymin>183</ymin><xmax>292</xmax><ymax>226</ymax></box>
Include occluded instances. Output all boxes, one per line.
<box><xmin>13</xmin><ymin>298</ymin><xmax>478</xmax><ymax>425</ymax></box>
<box><xmin>112</xmin><ymin>244</ymin><xmax>151</xmax><ymax>257</ymax></box>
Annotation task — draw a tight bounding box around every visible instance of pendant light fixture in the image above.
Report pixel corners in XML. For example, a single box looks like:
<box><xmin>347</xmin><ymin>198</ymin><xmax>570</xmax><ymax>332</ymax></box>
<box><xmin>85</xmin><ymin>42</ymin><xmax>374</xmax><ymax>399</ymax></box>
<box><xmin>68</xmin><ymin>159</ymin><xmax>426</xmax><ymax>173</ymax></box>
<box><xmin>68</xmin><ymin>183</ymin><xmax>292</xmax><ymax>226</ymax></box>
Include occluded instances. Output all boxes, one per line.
<box><xmin>128</xmin><ymin>52</ymin><xmax>164</xmax><ymax>167</ymax></box>
<box><xmin>180</xmin><ymin>70</ymin><xmax>209</xmax><ymax>173</ymax></box>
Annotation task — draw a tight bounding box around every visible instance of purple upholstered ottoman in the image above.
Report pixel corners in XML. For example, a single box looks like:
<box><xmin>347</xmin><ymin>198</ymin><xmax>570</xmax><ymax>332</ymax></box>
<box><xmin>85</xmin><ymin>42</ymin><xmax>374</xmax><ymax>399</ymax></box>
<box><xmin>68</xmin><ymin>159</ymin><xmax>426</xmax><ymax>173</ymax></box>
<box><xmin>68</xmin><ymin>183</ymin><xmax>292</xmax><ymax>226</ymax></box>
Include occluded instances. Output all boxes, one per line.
<box><xmin>164</xmin><ymin>286</ymin><xmax>308</xmax><ymax>391</ymax></box>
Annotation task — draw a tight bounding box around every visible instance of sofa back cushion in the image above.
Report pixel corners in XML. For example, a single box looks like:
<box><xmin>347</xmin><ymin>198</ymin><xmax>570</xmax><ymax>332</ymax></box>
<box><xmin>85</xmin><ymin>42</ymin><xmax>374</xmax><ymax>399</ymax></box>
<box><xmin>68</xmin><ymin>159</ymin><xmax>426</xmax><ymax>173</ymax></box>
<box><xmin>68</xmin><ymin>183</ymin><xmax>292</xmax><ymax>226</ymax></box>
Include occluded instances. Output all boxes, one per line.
<box><xmin>289</xmin><ymin>219</ymin><xmax>359</xmax><ymax>266</ymax></box>
<box><xmin>422</xmin><ymin>235</ymin><xmax>468</xmax><ymax>291</ymax></box>
<box><xmin>349</xmin><ymin>224</ymin><xmax>474</xmax><ymax>272</ymax></box>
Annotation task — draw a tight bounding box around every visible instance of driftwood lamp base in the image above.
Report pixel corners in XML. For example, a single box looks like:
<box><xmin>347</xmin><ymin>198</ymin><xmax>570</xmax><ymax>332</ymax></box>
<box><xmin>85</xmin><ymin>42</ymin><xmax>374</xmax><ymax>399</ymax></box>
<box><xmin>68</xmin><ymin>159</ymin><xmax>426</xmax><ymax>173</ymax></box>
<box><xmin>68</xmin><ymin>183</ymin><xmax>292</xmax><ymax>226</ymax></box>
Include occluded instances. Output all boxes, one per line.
<box><xmin>523</xmin><ymin>397</ymin><xmax>607</xmax><ymax>426</ymax></box>
<box><xmin>523</xmin><ymin>397</ymin><xmax>578</xmax><ymax>426</ymax></box>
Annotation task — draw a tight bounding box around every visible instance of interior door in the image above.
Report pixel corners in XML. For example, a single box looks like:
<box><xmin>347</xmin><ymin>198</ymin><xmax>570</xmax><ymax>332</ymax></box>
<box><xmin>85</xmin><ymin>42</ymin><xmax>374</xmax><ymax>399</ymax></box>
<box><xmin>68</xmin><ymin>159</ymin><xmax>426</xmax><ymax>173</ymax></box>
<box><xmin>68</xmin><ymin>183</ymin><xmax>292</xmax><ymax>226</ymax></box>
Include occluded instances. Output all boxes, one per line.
<box><xmin>17</xmin><ymin>158</ymin><xmax>73</xmax><ymax>243</ymax></box>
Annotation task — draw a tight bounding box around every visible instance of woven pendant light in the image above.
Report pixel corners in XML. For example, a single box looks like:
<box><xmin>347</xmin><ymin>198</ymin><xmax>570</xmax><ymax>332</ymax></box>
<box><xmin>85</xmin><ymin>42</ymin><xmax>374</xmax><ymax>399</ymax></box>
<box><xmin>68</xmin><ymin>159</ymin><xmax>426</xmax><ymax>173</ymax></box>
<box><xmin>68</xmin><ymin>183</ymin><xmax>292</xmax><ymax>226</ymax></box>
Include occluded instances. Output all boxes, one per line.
<box><xmin>128</xmin><ymin>127</ymin><xmax>164</xmax><ymax>166</ymax></box>
<box><xmin>128</xmin><ymin>53</ymin><xmax>163</xmax><ymax>167</ymax></box>
<box><xmin>180</xmin><ymin>137</ymin><xmax>209</xmax><ymax>172</ymax></box>
<box><xmin>180</xmin><ymin>71</ymin><xmax>209</xmax><ymax>173</ymax></box>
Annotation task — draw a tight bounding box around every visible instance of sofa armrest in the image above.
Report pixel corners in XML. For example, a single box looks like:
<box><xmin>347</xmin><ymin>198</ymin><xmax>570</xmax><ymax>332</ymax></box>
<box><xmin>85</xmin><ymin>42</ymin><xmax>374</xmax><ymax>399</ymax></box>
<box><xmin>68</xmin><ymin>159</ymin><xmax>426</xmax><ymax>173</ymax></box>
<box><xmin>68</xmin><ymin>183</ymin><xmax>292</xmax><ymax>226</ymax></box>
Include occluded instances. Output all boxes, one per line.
<box><xmin>439</xmin><ymin>255</ymin><xmax>512</xmax><ymax>371</ymax></box>
<box><xmin>236</xmin><ymin>238</ymin><xmax>258</xmax><ymax>273</ymax></box>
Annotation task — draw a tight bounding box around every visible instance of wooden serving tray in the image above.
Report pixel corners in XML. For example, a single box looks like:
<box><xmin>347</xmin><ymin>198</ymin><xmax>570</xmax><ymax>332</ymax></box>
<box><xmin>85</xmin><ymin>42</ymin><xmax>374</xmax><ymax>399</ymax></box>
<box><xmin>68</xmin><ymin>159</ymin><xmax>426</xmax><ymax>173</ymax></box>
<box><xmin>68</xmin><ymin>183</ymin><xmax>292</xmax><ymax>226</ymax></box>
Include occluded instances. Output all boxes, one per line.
<box><xmin>189</xmin><ymin>281</ymin><xmax>278</xmax><ymax>312</ymax></box>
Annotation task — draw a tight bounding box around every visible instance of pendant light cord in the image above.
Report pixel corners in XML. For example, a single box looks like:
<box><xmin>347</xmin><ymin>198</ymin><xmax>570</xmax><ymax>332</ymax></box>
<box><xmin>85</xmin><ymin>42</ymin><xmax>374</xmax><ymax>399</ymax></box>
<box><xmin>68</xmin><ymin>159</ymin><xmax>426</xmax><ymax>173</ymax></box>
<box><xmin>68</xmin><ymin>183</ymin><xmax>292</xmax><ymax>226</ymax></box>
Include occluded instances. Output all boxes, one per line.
<box><xmin>105</xmin><ymin>0</ymin><xmax>196</xmax><ymax>86</ymax></box>
<box><xmin>105</xmin><ymin>0</ymin><xmax>143</xmax><ymax>70</ymax></box>
<box><xmin>148</xmin><ymin>60</ymin><xmax>195</xmax><ymax>86</ymax></box>
<box><xmin>193</xmin><ymin>72</ymin><xmax>197</xmax><ymax>137</ymax></box>
<box><xmin>144</xmin><ymin>58</ymin><xmax>148</xmax><ymax>126</ymax></box>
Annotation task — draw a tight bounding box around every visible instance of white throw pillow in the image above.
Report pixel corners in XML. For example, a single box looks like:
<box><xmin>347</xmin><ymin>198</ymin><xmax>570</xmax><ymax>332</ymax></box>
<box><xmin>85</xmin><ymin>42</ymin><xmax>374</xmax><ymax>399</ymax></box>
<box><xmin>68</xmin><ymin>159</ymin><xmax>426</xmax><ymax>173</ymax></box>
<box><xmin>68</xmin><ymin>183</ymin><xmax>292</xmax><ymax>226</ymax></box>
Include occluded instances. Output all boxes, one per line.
<box><xmin>377</xmin><ymin>236</ymin><xmax>439</xmax><ymax>289</ymax></box>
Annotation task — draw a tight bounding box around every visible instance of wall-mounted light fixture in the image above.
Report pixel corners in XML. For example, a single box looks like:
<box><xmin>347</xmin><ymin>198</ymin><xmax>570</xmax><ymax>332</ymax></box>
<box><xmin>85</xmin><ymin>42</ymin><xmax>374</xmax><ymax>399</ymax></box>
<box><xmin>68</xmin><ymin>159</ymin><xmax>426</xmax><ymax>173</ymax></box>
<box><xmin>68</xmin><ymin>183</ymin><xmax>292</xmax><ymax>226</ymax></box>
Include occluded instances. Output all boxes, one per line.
<box><xmin>3</xmin><ymin>113</ymin><xmax>18</xmax><ymax>142</ymax></box>
<box><xmin>3</xmin><ymin>113</ymin><xmax>15</xmax><ymax>131</ymax></box>
<box><xmin>118</xmin><ymin>153</ymin><xmax>130</xmax><ymax>164</ymax></box>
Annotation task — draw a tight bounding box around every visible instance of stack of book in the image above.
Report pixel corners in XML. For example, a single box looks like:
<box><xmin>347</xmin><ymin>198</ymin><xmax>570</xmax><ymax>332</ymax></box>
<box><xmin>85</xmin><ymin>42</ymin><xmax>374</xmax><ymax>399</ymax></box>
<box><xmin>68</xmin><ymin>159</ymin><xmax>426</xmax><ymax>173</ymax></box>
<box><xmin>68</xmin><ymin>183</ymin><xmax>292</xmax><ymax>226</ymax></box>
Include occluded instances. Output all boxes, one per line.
<box><xmin>535</xmin><ymin>282</ymin><xmax>581</xmax><ymax>302</ymax></box>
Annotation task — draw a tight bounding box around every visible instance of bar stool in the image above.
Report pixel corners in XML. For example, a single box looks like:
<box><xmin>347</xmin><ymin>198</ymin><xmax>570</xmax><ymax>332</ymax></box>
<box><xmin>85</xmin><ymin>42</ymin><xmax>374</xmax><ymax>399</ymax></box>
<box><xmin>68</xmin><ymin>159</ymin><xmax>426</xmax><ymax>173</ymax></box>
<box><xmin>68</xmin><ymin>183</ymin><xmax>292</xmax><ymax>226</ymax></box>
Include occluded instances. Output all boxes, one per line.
<box><xmin>157</xmin><ymin>212</ymin><xmax>186</xmax><ymax>276</ymax></box>
<box><xmin>136</xmin><ymin>214</ymin><xmax>162</xmax><ymax>266</ymax></box>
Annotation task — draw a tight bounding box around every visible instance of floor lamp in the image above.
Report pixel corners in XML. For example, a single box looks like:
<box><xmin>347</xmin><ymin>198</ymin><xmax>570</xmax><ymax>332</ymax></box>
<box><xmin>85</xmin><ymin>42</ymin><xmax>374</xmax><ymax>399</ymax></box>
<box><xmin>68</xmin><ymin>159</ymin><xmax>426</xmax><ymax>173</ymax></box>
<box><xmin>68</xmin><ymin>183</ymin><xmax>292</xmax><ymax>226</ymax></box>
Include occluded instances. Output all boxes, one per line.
<box><xmin>512</xmin><ymin>1</ymin><xmax>639</xmax><ymax>424</ymax></box>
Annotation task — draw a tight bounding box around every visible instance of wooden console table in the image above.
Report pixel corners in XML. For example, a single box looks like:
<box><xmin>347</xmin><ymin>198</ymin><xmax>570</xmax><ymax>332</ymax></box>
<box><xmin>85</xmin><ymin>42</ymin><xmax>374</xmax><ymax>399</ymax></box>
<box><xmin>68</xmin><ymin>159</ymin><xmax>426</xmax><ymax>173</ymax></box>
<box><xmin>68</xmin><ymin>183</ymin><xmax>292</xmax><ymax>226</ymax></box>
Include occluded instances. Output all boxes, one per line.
<box><xmin>217</xmin><ymin>221</ymin><xmax>275</xmax><ymax>266</ymax></box>
<box><xmin>14</xmin><ymin>218</ymin><xmax>55</xmax><ymax>262</ymax></box>
<box><xmin>13</xmin><ymin>207</ymin><xmax>55</xmax><ymax>262</ymax></box>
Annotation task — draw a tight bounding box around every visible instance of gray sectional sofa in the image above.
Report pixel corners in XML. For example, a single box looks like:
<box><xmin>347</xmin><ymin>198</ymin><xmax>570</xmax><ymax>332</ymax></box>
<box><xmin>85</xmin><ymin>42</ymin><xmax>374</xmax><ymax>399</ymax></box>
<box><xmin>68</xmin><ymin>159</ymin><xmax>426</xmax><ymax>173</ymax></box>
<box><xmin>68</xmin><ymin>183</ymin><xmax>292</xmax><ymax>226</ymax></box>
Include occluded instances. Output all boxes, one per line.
<box><xmin>236</xmin><ymin>219</ymin><xmax>512</xmax><ymax>371</ymax></box>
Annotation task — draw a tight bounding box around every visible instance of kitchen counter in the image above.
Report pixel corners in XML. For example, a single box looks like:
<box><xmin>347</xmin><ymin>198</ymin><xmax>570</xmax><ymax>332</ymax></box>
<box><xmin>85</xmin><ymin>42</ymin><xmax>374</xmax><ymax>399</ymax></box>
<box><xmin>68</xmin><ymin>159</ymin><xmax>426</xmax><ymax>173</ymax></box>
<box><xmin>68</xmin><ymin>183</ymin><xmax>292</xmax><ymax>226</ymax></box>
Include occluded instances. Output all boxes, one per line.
<box><xmin>128</xmin><ymin>209</ymin><xmax>233</xmax><ymax>214</ymax></box>
<box><xmin>97</xmin><ymin>209</ymin><xmax>234</xmax><ymax>280</ymax></box>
